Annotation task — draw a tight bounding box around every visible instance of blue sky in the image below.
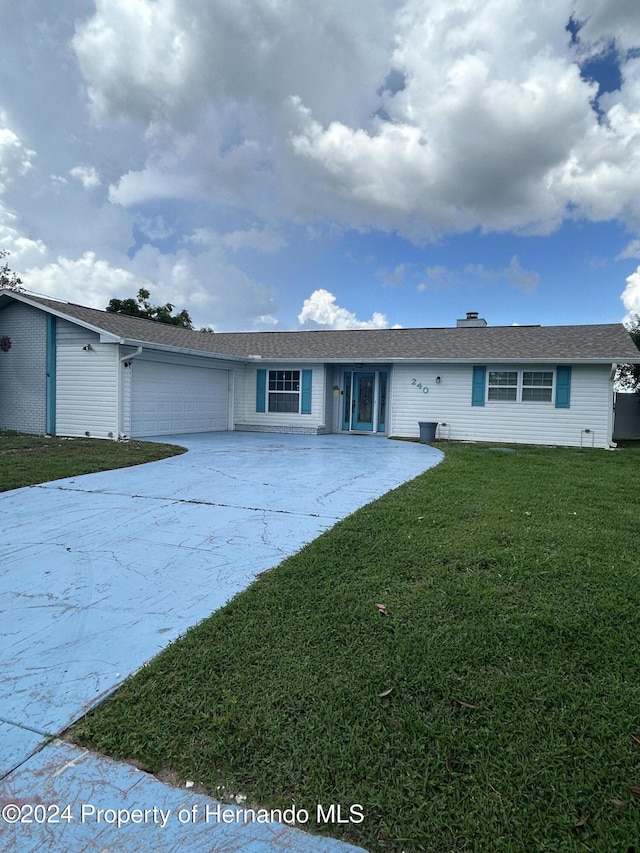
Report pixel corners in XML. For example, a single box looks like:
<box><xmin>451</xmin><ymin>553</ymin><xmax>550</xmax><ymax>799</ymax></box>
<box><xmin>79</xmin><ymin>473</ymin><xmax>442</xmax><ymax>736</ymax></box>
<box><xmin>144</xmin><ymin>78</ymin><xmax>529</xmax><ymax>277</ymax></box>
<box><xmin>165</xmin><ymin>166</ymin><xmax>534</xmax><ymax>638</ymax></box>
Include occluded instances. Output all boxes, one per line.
<box><xmin>1</xmin><ymin>0</ymin><xmax>640</xmax><ymax>332</ymax></box>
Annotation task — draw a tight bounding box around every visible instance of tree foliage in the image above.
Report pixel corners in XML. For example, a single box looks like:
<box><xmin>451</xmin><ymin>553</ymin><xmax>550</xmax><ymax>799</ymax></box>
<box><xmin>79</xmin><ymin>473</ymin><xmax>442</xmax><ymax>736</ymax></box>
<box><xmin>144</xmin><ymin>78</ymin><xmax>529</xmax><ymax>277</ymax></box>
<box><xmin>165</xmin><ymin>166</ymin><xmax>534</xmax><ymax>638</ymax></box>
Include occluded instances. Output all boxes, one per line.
<box><xmin>617</xmin><ymin>315</ymin><xmax>640</xmax><ymax>393</ymax></box>
<box><xmin>0</xmin><ymin>250</ymin><xmax>24</xmax><ymax>291</ymax></box>
<box><xmin>106</xmin><ymin>288</ymin><xmax>194</xmax><ymax>329</ymax></box>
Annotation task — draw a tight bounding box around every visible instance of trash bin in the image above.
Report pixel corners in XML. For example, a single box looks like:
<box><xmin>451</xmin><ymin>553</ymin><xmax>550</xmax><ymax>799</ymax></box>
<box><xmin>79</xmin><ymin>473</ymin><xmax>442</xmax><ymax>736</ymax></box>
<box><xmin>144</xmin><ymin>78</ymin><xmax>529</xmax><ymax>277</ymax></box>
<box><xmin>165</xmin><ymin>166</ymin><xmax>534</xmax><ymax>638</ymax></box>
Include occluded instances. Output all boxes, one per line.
<box><xmin>418</xmin><ymin>421</ymin><xmax>438</xmax><ymax>443</ymax></box>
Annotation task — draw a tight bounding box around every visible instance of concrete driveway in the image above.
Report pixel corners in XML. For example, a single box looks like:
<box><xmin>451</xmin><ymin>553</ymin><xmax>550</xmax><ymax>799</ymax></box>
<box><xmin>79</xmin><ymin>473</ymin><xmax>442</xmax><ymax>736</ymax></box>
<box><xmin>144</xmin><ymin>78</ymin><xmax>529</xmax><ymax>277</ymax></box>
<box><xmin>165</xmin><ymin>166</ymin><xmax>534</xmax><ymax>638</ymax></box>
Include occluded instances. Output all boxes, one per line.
<box><xmin>0</xmin><ymin>431</ymin><xmax>442</xmax><ymax>852</ymax></box>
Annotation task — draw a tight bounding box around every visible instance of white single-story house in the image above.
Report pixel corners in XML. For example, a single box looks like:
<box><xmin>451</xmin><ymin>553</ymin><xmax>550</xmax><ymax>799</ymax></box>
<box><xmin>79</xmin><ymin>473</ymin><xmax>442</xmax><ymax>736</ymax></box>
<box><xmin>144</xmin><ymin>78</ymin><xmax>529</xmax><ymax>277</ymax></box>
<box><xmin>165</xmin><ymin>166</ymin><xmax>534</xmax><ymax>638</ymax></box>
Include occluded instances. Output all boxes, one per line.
<box><xmin>1</xmin><ymin>289</ymin><xmax>638</xmax><ymax>449</ymax></box>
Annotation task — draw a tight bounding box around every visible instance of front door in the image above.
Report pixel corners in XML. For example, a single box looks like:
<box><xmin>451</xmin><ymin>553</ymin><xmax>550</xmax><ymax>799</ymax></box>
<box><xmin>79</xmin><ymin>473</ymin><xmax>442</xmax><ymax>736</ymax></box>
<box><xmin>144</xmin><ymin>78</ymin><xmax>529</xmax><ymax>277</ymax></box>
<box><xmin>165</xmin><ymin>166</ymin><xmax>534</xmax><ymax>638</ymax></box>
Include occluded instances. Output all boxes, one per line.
<box><xmin>342</xmin><ymin>370</ymin><xmax>388</xmax><ymax>433</ymax></box>
<box><xmin>352</xmin><ymin>372</ymin><xmax>375</xmax><ymax>431</ymax></box>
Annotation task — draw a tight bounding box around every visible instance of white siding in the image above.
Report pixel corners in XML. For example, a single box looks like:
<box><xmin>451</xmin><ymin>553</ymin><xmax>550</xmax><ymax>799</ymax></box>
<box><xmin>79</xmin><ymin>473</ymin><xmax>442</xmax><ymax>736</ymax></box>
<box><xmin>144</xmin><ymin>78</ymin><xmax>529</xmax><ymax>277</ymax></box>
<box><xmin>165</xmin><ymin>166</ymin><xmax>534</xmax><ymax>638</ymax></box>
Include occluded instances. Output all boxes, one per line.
<box><xmin>389</xmin><ymin>363</ymin><xmax>614</xmax><ymax>448</ymax></box>
<box><xmin>56</xmin><ymin>321</ymin><xmax>120</xmax><ymax>439</ymax></box>
<box><xmin>234</xmin><ymin>364</ymin><xmax>328</xmax><ymax>434</ymax></box>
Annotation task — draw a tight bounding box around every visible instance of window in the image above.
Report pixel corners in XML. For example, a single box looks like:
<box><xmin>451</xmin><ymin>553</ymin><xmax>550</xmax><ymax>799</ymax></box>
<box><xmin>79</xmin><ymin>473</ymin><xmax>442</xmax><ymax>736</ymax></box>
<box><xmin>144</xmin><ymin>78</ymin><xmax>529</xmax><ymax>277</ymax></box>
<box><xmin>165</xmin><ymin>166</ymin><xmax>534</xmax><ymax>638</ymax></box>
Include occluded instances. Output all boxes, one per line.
<box><xmin>256</xmin><ymin>369</ymin><xmax>313</xmax><ymax>414</ymax></box>
<box><xmin>486</xmin><ymin>369</ymin><xmax>554</xmax><ymax>403</ymax></box>
<box><xmin>268</xmin><ymin>370</ymin><xmax>300</xmax><ymax>413</ymax></box>
<box><xmin>488</xmin><ymin>371</ymin><xmax>518</xmax><ymax>401</ymax></box>
<box><xmin>522</xmin><ymin>371</ymin><xmax>553</xmax><ymax>402</ymax></box>
<box><xmin>472</xmin><ymin>366</ymin><xmax>570</xmax><ymax>408</ymax></box>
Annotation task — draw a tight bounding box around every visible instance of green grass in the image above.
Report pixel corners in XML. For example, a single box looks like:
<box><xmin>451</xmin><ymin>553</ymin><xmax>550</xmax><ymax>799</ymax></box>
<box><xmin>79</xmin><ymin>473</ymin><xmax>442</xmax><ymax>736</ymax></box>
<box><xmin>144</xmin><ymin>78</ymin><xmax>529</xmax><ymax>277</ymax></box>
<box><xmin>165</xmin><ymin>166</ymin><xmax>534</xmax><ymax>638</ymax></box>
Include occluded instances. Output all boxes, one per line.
<box><xmin>70</xmin><ymin>443</ymin><xmax>640</xmax><ymax>851</ymax></box>
<box><xmin>0</xmin><ymin>430</ymin><xmax>186</xmax><ymax>492</ymax></box>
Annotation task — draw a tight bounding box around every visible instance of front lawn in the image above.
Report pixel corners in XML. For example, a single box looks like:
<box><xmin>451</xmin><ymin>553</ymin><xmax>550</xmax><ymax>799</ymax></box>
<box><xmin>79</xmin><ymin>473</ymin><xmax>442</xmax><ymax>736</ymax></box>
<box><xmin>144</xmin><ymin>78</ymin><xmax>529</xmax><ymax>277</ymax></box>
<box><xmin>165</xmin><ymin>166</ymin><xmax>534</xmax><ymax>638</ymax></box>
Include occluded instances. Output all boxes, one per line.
<box><xmin>71</xmin><ymin>443</ymin><xmax>640</xmax><ymax>851</ymax></box>
<box><xmin>0</xmin><ymin>430</ymin><xmax>186</xmax><ymax>492</ymax></box>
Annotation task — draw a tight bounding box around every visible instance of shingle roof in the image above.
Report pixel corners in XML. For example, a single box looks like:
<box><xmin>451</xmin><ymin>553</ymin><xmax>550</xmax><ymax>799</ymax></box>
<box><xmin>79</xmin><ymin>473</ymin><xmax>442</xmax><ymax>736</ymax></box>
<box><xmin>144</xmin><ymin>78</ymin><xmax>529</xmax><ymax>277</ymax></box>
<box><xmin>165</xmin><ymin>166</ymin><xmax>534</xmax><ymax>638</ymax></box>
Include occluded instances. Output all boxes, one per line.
<box><xmin>3</xmin><ymin>290</ymin><xmax>639</xmax><ymax>363</ymax></box>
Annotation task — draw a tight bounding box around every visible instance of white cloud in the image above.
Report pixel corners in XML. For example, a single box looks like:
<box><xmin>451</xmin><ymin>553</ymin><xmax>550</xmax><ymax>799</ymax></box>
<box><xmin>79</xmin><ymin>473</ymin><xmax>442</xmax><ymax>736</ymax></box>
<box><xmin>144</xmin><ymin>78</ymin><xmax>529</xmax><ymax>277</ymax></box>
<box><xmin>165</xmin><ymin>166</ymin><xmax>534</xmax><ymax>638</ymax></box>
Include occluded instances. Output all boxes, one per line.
<box><xmin>125</xmin><ymin>244</ymin><xmax>279</xmax><ymax>330</ymax></box>
<box><xmin>5</xmin><ymin>0</ymin><xmax>640</xmax><ymax>334</ymax></box>
<box><xmin>298</xmin><ymin>288</ymin><xmax>390</xmax><ymax>329</ymax></box>
<box><xmin>573</xmin><ymin>0</ymin><xmax>640</xmax><ymax>55</ymax></box>
<box><xmin>23</xmin><ymin>252</ymin><xmax>154</xmax><ymax>308</ymax></box>
<box><xmin>68</xmin><ymin>0</ymin><xmax>640</xmax><ymax>244</ymax></box>
<box><xmin>0</xmin><ymin>125</ymin><xmax>36</xmax><ymax>193</ymax></box>
<box><xmin>187</xmin><ymin>227</ymin><xmax>286</xmax><ymax>253</ymax></box>
<box><xmin>0</xmin><ymin>209</ymin><xmax>47</xmax><ymax>268</ymax></box>
<box><xmin>621</xmin><ymin>265</ymin><xmax>640</xmax><ymax>320</ymax></box>
<box><xmin>69</xmin><ymin>165</ymin><xmax>101</xmax><ymax>188</ymax></box>
<box><xmin>417</xmin><ymin>266</ymin><xmax>461</xmax><ymax>291</ymax></box>
<box><xmin>617</xmin><ymin>239</ymin><xmax>640</xmax><ymax>260</ymax></box>
<box><xmin>379</xmin><ymin>263</ymin><xmax>409</xmax><ymax>287</ymax></box>
<box><xmin>465</xmin><ymin>256</ymin><xmax>540</xmax><ymax>292</ymax></box>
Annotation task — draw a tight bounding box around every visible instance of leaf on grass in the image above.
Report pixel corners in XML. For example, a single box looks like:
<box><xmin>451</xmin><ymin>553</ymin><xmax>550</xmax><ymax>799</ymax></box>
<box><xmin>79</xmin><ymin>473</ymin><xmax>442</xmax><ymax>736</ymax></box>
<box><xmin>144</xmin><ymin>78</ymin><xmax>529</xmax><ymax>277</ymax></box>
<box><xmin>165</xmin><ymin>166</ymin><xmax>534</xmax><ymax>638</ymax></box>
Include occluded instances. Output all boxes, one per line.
<box><xmin>445</xmin><ymin>754</ymin><xmax>455</xmax><ymax>773</ymax></box>
<box><xmin>629</xmin><ymin>785</ymin><xmax>640</xmax><ymax>797</ymax></box>
<box><xmin>378</xmin><ymin>687</ymin><xmax>394</xmax><ymax>698</ymax></box>
<box><xmin>572</xmin><ymin>814</ymin><xmax>591</xmax><ymax>832</ymax></box>
<box><xmin>389</xmin><ymin>718</ymin><xmax>404</xmax><ymax>731</ymax></box>
<box><xmin>375</xmin><ymin>603</ymin><xmax>388</xmax><ymax>616</ymax></box>
<box><xmin>611</xmin><ymin>798</ymin><xmax>627</xmax><ymax>809</ymax></box>
<box><xmin>454</xmin><ymin>699</ymin><xmax>478</xmax><ymax>709</ymax></box>
<box><xmin>631</xmin><ymin>734</ymin><xmax>640</xmax><ymax>747</ymax></box>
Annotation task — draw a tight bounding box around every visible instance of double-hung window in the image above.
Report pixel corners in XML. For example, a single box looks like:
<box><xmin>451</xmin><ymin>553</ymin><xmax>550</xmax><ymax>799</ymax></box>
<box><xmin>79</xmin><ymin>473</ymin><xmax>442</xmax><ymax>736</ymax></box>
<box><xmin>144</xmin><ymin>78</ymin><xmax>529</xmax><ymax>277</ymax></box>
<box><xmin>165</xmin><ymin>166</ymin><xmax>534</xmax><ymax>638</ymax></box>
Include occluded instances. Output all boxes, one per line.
<box><xmin>521</xmin><ymin>371</ymin><xmax>553</xmax><ymax>402</ymax></box>
<box><xmin>256</xmin><ymin>368</ymin><xmax>313</xmax><ymax>415</ymax></box>
<box><xmin>473</xmin><ymin>366</ymin><xmax>570</xmax><ymax>408</ymax></box>
<box><xmin>487</xmin><ymin>371</ymin><xmax>518</xmax><ymax>401</ymax></box>
<box><xmin>487</xmin><ymin>370</ymin><xmax>554</xmax><ymax>402</ymax></box>
<box><xmin>268</xmin><ymin>370</ymin><xmax>300</xmax><ymax>413</ymax></box>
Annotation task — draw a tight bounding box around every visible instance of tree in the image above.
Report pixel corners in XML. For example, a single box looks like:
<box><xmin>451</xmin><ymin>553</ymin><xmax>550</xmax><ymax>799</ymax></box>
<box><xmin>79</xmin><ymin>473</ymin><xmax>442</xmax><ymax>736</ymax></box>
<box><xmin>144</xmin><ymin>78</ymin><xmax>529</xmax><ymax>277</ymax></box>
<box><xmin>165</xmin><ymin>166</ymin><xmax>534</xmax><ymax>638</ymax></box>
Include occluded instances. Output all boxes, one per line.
<box><xmin>0</xmin><ymin>250</ymin><xmax>24</xmax><ymax>291</ymax></box>
<box><xmin>106</xmin><ymin>288</ymin><xmax>194</xmax><ymax>329</ymax></box>
<box><xmin>617</xmin><ymin>315</ymin><xmax>640</xmax><ymax>393</ymax></box>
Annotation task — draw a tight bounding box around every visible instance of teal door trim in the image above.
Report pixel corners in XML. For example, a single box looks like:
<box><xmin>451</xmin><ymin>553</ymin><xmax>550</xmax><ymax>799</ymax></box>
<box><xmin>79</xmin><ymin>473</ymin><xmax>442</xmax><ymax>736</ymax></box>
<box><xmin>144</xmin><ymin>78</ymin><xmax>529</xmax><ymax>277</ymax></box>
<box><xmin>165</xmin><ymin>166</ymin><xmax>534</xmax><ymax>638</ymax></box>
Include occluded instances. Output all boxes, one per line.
<box><xmin>342</xmin><ymin>372</ymin><xmax>352</xmax><ymax>430</ymax></box>
<box><xmin>45</xmin><ymin>314</ymin><xmax>56</xmax><ymax>435</ymax></box>
<box><xmin>342</xmin><ymin>369</ymin><xmax>388</xmax><ymax>433</ymax></box>
<box><xmin>352</xmin><ymin>372</ymin><xmax>375</xmax><ymax>431</ymax></box>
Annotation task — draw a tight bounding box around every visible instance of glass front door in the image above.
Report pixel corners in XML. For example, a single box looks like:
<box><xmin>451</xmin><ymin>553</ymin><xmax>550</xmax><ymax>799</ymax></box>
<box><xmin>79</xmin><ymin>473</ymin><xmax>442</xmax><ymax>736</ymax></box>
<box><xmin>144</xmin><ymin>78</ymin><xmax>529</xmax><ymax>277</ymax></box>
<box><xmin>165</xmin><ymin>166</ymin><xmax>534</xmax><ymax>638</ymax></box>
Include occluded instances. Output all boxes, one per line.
<box><xmin>353</xmin><ymin>372</ymin><xmax>375</xmax><ymax>431</ymax></box>
<box><xmin>342</xmin><ymin>371</ymin><xmax>387</xmax><ymax>433</ymax></box>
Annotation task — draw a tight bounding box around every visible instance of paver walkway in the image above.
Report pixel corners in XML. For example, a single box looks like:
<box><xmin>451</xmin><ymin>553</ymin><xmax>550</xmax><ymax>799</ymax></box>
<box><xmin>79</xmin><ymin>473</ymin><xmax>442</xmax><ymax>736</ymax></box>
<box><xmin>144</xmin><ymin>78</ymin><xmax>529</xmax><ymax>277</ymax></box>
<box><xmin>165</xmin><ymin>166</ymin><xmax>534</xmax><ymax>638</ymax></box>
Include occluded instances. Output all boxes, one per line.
<box><xmin>0</xmin><ymin>432</ymin><xmax>442</xmax><ymax>852</ymax></box>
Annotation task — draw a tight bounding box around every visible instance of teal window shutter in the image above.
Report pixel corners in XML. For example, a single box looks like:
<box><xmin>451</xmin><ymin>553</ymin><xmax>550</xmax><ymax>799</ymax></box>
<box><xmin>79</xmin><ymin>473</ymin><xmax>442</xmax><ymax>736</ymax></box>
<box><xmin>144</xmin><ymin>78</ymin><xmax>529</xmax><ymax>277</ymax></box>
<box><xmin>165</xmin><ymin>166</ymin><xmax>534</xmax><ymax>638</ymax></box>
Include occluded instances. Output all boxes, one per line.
<box><xmin>472</xmin><ymin>366</ymin><xmax>486</xmax><ymax>406</ymax></box>
<box><xmin>256</xmin><ymin>369</ymin><xmax>266</xmax><ymax>412</ymax></box>
<box><xmin>301</xmin><ymin>369</ymin><xmax>312</xmax><ymax>414</ymax></box>
<box><xmin>555</xmin><ymin>366</ymin><xmax>571</xmax><ymax>408</ymax></box>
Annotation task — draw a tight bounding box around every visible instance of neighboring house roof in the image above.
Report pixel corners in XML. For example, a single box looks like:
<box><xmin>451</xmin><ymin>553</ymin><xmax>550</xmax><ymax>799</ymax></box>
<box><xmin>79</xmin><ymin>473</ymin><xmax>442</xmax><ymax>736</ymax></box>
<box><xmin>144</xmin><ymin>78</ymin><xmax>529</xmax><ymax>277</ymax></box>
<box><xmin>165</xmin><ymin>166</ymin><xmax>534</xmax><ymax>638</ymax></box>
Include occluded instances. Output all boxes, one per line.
<box><xmin>1</xmin><ymin>289</ymin><xmax>638</xmax><ymax>363</ymax></box>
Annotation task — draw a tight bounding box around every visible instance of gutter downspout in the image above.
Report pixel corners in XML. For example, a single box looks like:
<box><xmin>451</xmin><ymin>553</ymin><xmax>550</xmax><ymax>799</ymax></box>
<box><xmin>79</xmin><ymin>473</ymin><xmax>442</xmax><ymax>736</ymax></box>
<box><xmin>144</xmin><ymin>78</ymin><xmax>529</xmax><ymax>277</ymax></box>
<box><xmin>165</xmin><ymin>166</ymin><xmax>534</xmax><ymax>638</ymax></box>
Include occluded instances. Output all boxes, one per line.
<box><xmin>118</xmin><ymin>346</ymin><xmax>143</xmax><ymax>438</ymax></box>
<box><xmin>120</xmin><ymin>345</ymin><xmax>143</xmax><ymax>365</ymax></box>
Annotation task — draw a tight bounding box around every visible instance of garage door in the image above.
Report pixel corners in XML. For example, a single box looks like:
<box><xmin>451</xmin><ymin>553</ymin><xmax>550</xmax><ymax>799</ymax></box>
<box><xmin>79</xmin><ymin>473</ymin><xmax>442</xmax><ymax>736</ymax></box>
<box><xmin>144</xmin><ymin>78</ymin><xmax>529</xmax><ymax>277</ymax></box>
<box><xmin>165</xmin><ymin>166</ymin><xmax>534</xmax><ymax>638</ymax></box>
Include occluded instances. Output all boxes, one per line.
<box><xmin>132</xmin><ymin>359</ymin><xmax>229</xmax><ymax>437</ymax></box>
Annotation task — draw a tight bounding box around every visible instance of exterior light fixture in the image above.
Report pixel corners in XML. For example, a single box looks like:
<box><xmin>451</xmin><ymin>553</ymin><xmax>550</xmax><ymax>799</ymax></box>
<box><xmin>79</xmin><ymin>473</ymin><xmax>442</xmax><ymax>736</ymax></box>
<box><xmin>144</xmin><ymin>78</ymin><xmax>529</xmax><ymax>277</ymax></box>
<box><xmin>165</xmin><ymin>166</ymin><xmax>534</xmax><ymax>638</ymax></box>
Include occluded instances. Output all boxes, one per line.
<box><xmin>436</xmin><ymin>376</ymin><xmax>441</xmax><ymax>384</ymax></box>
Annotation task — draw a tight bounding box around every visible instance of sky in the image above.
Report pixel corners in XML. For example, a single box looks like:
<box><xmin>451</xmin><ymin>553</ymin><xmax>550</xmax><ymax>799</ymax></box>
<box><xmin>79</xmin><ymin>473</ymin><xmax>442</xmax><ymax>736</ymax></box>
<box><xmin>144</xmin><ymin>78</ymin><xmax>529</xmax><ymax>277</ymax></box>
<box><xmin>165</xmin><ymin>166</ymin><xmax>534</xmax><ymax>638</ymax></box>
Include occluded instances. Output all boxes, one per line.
<box><xmin>2</xmin><ymin>1</ymin><xmax>640</xmax><ymax>332</ymax></box>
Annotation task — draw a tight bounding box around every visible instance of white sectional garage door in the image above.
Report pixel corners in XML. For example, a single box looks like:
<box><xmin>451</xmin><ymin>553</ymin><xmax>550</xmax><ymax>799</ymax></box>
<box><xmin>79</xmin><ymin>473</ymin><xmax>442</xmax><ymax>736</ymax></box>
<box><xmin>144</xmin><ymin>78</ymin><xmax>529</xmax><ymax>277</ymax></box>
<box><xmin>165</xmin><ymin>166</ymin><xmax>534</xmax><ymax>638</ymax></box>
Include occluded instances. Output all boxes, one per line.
<box><xmin>132</xmin><ymin>359</ymin><xmax>229</xmax><ymax>437</ymax></box>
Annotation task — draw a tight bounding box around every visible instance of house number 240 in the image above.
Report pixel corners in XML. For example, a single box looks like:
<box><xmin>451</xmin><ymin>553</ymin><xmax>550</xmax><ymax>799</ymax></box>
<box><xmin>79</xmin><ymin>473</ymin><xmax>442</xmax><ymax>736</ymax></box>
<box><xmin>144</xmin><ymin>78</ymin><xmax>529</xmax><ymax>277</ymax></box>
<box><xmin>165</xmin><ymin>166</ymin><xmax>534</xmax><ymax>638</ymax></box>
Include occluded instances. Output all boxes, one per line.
<box><xmin>411</xmin><ymin>378</ymin><xmax>429</xmax><ymax>394</ymax></box>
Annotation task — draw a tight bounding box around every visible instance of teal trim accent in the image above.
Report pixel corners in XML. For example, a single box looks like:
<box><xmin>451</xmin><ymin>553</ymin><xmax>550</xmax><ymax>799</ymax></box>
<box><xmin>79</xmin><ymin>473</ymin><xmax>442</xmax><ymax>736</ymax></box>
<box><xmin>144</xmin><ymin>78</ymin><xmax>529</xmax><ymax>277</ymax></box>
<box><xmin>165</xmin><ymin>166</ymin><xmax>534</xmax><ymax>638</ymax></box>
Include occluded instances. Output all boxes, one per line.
<box><xmin>377</xmin><ymin>371</ymin><xmax>387</xmax><ymax>432</ymax></box>
<box><xmin>555</xmin><ymin>366</ymin><xmax>572</xmax><ymax>408</ymax></box>
<box><xmin>472</xmin><ymin>366</ymin><xmax>486</xmax><ymax>406</ymax></box>
<box><xmin>301</xmin><ymin>370</ymin><xmax>312</xmax><ymax>414</ymax></box>
<box><xmin>353</xmin><ymin>372</ymin><xmax>375</xmax><ymax>431</ymax></box>
<box><xmin>256</xmin><ymin>369</ymin><xmax>266</xmax><ymax>412</ymax></box>
<box><xmin>342</xmin><ymin>372</ymin><xmax>352</xmax><ymax>430</ymax></box>
<box><xmin>45</xmin><ymin>315</ymin><xmax>56</xmax><ymax>435</ymax></box>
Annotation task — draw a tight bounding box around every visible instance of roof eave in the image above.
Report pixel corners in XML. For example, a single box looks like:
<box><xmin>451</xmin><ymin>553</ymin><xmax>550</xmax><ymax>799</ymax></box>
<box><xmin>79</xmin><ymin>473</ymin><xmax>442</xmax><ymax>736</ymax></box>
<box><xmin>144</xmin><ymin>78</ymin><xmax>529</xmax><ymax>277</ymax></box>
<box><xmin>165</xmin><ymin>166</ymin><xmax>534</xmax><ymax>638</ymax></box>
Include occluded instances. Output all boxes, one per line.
<box><xmin>118</xmin><ymin>338</ymin><xmax>248</xmax><ymax>363</ymax></box>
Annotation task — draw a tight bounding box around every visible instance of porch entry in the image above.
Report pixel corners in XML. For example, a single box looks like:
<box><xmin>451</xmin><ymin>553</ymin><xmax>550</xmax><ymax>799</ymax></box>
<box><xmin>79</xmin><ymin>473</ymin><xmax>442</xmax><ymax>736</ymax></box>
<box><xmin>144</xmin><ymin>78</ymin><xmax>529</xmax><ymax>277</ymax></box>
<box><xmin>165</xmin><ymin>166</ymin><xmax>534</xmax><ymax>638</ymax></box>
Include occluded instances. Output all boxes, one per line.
<box><xmin>342</xmin><ymin>371</ymin><xmax>387</xmax><ymax>433</ymax></box>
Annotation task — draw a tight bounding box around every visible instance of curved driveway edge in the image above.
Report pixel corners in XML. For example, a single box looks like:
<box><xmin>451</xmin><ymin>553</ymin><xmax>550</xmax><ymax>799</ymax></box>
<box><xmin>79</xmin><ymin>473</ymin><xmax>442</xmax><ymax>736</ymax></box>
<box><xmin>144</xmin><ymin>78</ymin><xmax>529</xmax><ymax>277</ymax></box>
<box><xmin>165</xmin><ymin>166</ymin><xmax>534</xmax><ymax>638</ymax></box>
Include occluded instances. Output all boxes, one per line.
<box><xmin>0</xmin><ymin>431</ymin><xmax>442</xmax><ymax>852</ymax></box>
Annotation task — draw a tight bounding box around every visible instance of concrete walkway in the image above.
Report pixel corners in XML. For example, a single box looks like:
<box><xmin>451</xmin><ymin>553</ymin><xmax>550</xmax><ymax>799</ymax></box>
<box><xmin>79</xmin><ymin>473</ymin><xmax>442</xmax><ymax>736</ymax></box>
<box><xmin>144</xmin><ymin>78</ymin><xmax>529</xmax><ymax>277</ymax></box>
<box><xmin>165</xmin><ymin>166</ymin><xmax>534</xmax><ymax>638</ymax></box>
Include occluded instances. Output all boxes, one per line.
<box><xmin>0</xmin><ymin>432</ymin><xmax>442</xmax><ymax>852</ymax></box>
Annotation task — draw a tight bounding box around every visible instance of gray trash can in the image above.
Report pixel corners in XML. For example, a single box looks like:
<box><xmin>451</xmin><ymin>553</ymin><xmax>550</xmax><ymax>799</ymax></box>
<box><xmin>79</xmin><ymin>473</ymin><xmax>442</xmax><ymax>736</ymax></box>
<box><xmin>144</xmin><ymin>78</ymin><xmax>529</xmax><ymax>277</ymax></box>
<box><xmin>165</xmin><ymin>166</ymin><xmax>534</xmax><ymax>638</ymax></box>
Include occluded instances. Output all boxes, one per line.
<box><xmin>418</xmin><ymin>421</ymin><xmax>438</xmax><ymax>443</ymax></box>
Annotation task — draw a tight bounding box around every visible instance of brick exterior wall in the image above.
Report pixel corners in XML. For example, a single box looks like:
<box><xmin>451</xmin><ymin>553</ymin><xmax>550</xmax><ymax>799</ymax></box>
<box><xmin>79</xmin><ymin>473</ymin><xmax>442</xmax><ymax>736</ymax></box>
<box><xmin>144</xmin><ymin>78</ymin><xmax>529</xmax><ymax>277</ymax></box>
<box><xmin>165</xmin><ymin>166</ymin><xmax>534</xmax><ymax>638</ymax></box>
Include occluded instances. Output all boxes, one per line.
<box><xmin>0</xmin><ymin>302</ymin><xmax>47</xmax><ymax>433</ymax></box>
